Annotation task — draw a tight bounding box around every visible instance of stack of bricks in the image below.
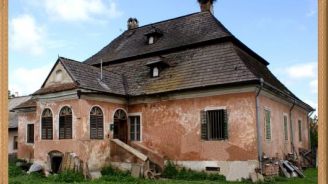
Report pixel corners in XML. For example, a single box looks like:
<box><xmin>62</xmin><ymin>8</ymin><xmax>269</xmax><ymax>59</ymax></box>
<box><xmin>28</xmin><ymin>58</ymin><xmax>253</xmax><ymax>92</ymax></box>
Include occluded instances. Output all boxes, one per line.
<box><xmin>263</xmin><ymin>163</ymin><xmax>279</xmax><ymax>176</ymax></box>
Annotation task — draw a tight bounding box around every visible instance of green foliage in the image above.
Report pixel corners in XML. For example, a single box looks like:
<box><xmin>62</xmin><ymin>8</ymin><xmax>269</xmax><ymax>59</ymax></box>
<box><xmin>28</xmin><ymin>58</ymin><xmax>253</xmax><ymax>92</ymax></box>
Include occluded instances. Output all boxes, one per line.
<box><xmin>51</xmin><ymin>170</ymin><xmax>84</xmax><ymax>183</ymax></box>
<box><xmin>162</xmin><ymin>161</ymin><xmax>225</xmax><ymax>181</ymax></box>
<box><xmin>101</xmin><ymin>165</ymin><xmax>137</xmax><ymax>183</ymax></box>
<box><xmin>162</xmin><ymin>161</ymin><xmax>179</xmax><ymax>179</ymax></box>
<box><xmin>310</xmin><ymin>116</ymin><xmax>318</xmax><ymax>149</ymax></box>
<box><xmin>9</xmin><ymin>164</ymin><xmax>24</xmax><ymax>177</ymax></box>
<box><xmin>101</xmin><ymin>165</ymin><xmax>130</xmax><ymax>177</ymax></box>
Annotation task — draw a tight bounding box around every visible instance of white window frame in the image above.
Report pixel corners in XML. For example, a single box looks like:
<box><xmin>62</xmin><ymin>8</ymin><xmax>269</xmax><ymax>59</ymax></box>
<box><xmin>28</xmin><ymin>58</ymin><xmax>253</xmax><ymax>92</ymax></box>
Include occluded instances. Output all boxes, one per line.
<box><xmin>283</xmin><ymin>113</ymin><xmax>289</xmax><ymax>142</ymax></box>
<box><xmin>203</xmin><ymin>106</ymin><xmax>228</xmax><ymax>141</ymax></box>
<box><xmin>26</xmin><ymin>123</ymin><xmax>35</xmax><ymax>145</ymax></box>
<box><xmin>152</xmin><ymin>67</ymin><xmax>159</xmax><ymax>77</ymax></box>
<box><xmin>57</xmin><ymin>105</ymin><xmax>74</xmax><ymax>140</ymax></box>
<box><xmin>264</xmin><ymin>107</ymin><xmax>272</xmax><ymax>141</ymax></box>
<box><xmin>148</xmin><ymin>36</ymin><xmax>154</xmax><ymax>44</ymax></box>
<box><xmin>128</xmin><ymin>112</ymin><xmax>142</xmax><ymax>142</ymax></box>
<box><xmin>40</xmin><ymin>108</ymin><xmax>54</xmax><ymax>141</ymax></box>
<box><xmin>298</xmin><ymin>118</ymin><xmax>303</xmax><ymax>142</ymax></box>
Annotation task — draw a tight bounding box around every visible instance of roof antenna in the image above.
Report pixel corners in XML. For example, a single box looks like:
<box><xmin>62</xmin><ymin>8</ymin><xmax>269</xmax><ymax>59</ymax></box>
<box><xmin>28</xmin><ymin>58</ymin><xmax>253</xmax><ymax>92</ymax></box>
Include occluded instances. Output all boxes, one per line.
<box><xmin>100</xmin><ymin>59</ymin><xmax>103</xmax><ymax>80</ymax></box>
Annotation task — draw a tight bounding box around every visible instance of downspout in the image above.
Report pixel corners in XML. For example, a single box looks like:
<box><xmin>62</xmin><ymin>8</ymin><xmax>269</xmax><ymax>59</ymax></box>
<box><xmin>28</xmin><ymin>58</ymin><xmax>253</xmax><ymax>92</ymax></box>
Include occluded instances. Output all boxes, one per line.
<box><xmin>289</xmin><ymin>100</ymin><xmax>296</xmax><ymax>155</ymax></box>
<box><xmin>256</xmin><ymin>78</ymin><xmax>264</xmax><ymax>173</ymax></box>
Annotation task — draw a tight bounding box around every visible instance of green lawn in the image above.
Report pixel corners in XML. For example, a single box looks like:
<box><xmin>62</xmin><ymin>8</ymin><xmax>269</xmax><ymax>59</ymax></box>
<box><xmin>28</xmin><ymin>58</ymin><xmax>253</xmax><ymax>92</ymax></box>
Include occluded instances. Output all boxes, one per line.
<box><xmin>9</xmin><ymin>165</ymin><xmax>318</xmax><ymax>184</ymax></box>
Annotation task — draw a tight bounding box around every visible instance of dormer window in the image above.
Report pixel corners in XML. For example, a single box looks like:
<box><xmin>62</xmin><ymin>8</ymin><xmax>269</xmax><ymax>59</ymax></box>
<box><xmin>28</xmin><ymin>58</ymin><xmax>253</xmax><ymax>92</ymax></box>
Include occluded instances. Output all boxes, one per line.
<box><xmin>148</xmin><ymin>36</ymin><xmax>154</xmax><ymax>44</ymax></box>
<box><xmin>144</xmin><ymin>26</ymin><xmax>163</xmax><ymax>45</ymax></box>
<box><xmin>152</xmin><ymin>67</ymin><xmax>159</xmax><ymax>77</ymax></box>
<box><xmin>146</xmin><ymin>57</ymin><xmax>170</xmax><ymax>78</ymax></box>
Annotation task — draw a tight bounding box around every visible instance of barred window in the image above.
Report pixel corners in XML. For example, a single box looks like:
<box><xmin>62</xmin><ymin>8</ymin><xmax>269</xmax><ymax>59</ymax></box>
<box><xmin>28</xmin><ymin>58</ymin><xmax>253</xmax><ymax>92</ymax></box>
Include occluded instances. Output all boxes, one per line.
<box><xmin>201</xmin><ymin>109</ymin><xmax>228</xmax><ymax>140</ymax></box>
<box><xmin>27</xmin><ymin>124</ymin><xmax>34</xmax><ymax>143</ymax></box>
<box><xmin>90</xmin><ymin>107</ymin><xmax>104</xmax><ymax>139</ymax></box>
<box><xmin>59</xmin><ymin>106</ymin><xmax>72</xmax><ymax>139</ymax></box>
<box><xmin>129</xmin><ymin>116</ymin><xmax>141</xmax><ymax>141</ymax></box>
<box><xmin>298</xmin><ymin>120</ymin><xmax>302</xmax><ymax>142</ymax></box>
<box><xmin>265</xmin><ymin>109</ymin><xmax>271</xmax><ymax>140</ymax></box>
<box><xmin>42</xmin><ymin>109</ymin><xmax>53</xmax><ymax>140</ymax></box>
<box><xmin>283</xmin><ymin>115</ymin><xmax>288</xmax><ymax>141</ymax></box>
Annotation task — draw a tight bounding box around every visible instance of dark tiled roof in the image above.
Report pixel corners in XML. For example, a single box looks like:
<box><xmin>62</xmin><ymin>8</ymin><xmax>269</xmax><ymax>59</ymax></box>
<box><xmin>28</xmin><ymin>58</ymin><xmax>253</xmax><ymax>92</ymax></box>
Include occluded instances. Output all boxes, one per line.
<box><xmin>84</xmin><ymin>12</ymin><xmax>232</xmax><ymax>65</ymax></box>
<box><xmin>34</xmin><ymin>82</ymin><xmax>78</xmax><ymax>95</ymax></box>
<box><xmin>32</xmin><ymin>12</ymin><xmax>313</xmax><ymax>111</ymax></box>
<box><xmin>103</xmin><ymin>41</ymin><xmax>258</xmax><ymax>96</ymax></box>
<box><xmin>8</xmin><ymin>96</ymin><xmax>32</xmax><ymax>128</ymax></box>
<box><xmin>14</xmin><ymin>99</ymin><xmax>37</xmax><ymax>110</ymax></box>
<box><xmin>38</xmin><ymin>57</ymin><xmax>126</xmax><ymax>95</ymax></box>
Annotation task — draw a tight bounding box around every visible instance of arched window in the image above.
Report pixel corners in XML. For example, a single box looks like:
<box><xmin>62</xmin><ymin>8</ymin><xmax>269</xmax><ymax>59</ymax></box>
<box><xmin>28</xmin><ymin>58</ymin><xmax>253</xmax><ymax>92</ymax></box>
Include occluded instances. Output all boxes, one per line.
<box><xmin>59</xmin><ymin>106</ymin><xmax>72</xmax><ymax>139</ymax></box>
<box><xmin>42</xmin><ymin>109</ymin><xmax>53</xmax><ymax>140</ymax></box>
<box><xmin>114</xmin><ymin>109</ymin><xmax>127</xmax><ymax>121</ymax></box>
<box><xmin>90</xmin><ymin>107</ymin><xmax>104</xmax><ymax>139</ymax></box>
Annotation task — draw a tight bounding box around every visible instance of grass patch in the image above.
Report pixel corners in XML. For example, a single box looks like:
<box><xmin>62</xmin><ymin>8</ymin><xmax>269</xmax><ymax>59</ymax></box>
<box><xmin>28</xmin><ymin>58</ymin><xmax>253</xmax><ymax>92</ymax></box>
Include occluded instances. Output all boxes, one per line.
<box><xmin>162</xmin><ymin>161</ymin><xmax>226</xmax><ymax>181</ymax></box>
<box><xmin>8</xmin><ymin>161</ymin><xmax>318</xmax><ymax>184</ymax></box>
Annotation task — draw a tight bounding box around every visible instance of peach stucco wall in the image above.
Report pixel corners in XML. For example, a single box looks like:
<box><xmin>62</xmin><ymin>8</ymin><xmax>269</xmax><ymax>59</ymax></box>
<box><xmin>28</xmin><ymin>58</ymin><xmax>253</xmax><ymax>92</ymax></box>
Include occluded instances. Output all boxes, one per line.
<box><xmin>17</xmin><ymin>90</ymin><xmax>311</xmax><ymax>173</ymax></box>
<box><xmin>18</xmin><ymin>99</ymin><xmax>126</xmax><ymax>171</ymax></box>
<box><xmin>17</xmin><ymin>112</ymin><xmax>36</xmax><ymax>161</ymax></box>
<box><xmin>128</xmin><ymin>92</ymin><xmax>258</xmax><ymax>161</ymax></box>
<box><xmin>259</xmin><ymin>94</ymin><xmax>310</xmax><ymax>158</ymax></box>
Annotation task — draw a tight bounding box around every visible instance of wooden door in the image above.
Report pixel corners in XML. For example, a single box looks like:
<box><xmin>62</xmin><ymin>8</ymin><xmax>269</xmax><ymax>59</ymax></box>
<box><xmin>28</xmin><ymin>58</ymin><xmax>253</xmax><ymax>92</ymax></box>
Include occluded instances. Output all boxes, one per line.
<box><xmin>114</xmin><ymin>119</ymin><xmax>128</xmax><ymax>143</ymax></box>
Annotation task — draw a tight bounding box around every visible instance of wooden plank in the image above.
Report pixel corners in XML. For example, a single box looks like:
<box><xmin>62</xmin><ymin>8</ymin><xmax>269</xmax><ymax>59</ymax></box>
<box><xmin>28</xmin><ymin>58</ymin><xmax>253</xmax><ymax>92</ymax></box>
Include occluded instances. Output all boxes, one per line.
<box><xmin>283</xmin><ymin>161</ymin><xmax>294</xmax><ymax>172</ymax></box>
<box><xmin>279</xmin><ymin>162</ymin><xmax>290</xmax><ymax>178</ymax></box>
<box><xmin>290</xmin><ymin>164</ymin><xmax>304</xmax><ymax>178</ymax></box>
<box><xmin>111</xmin><ymin>139</ymin><xmax>148</xmax><ymax>161</ymax></box>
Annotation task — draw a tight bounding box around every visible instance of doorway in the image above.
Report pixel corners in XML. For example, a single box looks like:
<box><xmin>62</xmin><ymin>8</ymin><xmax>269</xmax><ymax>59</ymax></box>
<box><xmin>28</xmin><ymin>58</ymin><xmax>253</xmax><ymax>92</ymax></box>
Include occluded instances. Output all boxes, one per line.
<box><xmin>49</xmin><ymin>151</ymin><xmax>63</xmax><ymax>173</ymax></box>
<box><xmin>113</xmin><ymin>109</ymin><xmax>128</xmax><ymax>143</ymax></box>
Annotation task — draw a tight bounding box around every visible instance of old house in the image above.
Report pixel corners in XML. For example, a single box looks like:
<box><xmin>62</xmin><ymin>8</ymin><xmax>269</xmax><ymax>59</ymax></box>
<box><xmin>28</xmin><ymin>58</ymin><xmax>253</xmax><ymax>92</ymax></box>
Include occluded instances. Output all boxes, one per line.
<box><xmin>8</xmin><ymin>96</ymin><xmax>31</xmax><ymax>160</ymax></box>
<box><xmin>14</xmin><ymin>1</ymin><xmax>314</xmax><ymax>181</ymax></box>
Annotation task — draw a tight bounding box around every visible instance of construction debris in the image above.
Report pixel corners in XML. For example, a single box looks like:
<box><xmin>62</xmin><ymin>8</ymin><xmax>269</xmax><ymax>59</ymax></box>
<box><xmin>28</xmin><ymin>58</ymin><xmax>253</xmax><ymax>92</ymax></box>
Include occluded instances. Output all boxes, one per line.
<box><xmin>27</xmin><ymin>163</ymin><xmax>43</xmax><ymax>174</ymax></box>
<box><xmin>280</xmin><ymin>160</ymin><xmax>304</xmax><ymax>178</ymax></box>
<box><xmin>60</xmin><ymin>152</ymin><xmax>83</xmax><ymax>173</ymax></box>
<box><xmin>261</xmin><ymin>154</ymin><xmax>305</xmax><ymax>179</ymax></box>
<box><xmin>299</xmin><ymin>148</ymin><xmax>316</xmax><ymax>167</ymax></box>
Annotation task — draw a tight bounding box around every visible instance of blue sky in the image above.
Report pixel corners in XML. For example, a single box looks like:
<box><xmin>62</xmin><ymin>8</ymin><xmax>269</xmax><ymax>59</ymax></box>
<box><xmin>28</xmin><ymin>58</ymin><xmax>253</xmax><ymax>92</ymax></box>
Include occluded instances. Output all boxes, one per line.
<box><xmin>9</xmin><ymin>0</ymin><xmax>318</xmax><ymax>113</ymax></box>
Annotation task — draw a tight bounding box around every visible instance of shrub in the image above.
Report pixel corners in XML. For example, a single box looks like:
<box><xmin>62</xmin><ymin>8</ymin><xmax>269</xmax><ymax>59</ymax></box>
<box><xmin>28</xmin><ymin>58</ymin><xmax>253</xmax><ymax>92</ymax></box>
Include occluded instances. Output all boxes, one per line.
<box><xmin>101</xmin><ymin>165</ymin><xmax>130</xmax><ymax>177</ymax></box>
<box><xmin>162</xmin><ymin>161</ymin><xmax>179</xmax><ymax>179</ymax></box>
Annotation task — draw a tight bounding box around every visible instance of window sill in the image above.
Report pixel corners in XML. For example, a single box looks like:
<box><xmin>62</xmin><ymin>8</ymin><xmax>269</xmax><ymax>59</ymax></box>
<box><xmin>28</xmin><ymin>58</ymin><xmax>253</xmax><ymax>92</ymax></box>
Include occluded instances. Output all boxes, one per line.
<box><xmin>201</xmin><ymin>139</ymin><xmax>228</xmax><ymax>142</ymax></box>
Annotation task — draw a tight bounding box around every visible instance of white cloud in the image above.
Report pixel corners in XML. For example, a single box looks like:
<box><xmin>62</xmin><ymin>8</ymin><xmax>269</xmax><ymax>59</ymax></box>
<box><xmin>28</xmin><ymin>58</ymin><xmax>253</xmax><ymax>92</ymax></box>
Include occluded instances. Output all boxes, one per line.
<box><xmin>9</xmin><ymin>14</ymin><xmax>46</xmax><ymax>56</ymax></box>
<box><xmin>9</xmin><ymin>65</ymin><xmax>53</xmax><ymax>96</ymax></box>
<box><xmin>310</xmin><ymin>79</ymin><xmax>318</xmax><ymax>94</ymax></box>
<box><xmin>44</xmin><ymin>0</ymin><xmax>123</xmax><ymax>22</ymax></box>
<box><xmin>286</xmin><ymin>62</ymin><xmax>317</xmax><ymax>79</ymax></box>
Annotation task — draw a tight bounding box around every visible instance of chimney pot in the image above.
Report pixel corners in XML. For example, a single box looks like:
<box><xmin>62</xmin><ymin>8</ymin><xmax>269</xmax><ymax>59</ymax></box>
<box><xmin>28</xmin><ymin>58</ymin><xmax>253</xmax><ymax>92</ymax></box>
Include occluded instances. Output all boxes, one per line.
<box><xmin>198</xmin><ymin>0</ymin><xmax>214</xmax><ymax>14</ymax></box>
<box><xmin>127</xmin><ymin>18</ymin><xmax>139</xmax><ymax>30</ymax></box>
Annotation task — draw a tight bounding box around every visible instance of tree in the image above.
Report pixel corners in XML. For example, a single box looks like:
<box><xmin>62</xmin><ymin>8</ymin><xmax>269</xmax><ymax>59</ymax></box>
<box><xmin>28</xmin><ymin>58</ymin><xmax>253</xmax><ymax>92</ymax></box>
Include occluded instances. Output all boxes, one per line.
<box><xmin>310</xmin><ymin>115</ymin><xmax>318</xmax><ymax>149</ymax></box>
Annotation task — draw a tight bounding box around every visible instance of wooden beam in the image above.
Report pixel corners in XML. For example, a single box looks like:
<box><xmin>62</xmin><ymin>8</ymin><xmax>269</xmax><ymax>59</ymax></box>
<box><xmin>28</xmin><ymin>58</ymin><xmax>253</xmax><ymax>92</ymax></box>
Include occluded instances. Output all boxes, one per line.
<box><xmin>319</xmin><ymin>0</ymin><xmax>328</xmax><ymax>184</ymax></box>
<box><xmin>0</xmin><ymin>0</ymin><xmax>8</xmax><ymax>183</ymax></box>
<box><xmin>111</xmin><ymin>139</ymin><xmax>148</xmax><ymax>162</ymax></box>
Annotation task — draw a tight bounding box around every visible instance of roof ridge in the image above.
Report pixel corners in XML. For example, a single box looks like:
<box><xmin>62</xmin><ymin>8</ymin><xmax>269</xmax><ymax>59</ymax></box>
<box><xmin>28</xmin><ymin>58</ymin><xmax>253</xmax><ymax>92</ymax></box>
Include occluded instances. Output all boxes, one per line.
<box><xmin>130</xmin><ymin>11</ymin><xmax>206</xmax><ymax>30</ymax></box>
<box><xmin>60</xmin><ymin>56</ymin><xmax>124</xmax><ymax>80</ymax></box>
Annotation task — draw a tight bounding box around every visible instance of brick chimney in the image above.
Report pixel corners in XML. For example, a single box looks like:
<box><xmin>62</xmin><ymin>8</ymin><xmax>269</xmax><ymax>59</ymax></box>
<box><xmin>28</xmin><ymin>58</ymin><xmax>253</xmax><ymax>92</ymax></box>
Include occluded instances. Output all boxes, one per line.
<box><xmin>127</xmin><ymin>18</ymin><xmax>139</xmax><ymax>30</ymax></box>
<box><xmin>198</xmin><ymin>0</ymin><xmax>214</xmax><ymax>14</ymax></box>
